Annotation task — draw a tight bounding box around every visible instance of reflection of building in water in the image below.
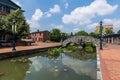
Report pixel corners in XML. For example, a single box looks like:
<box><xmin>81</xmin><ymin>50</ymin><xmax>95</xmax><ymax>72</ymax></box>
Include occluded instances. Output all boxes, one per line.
<box><xmin>95</xmin><ymin>24</ymin><xmax>114</xmax><ymax>34</ymax></box>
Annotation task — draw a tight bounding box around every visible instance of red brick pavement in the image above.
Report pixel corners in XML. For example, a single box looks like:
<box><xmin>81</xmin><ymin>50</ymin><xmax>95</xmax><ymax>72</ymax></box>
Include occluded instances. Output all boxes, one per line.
<box><xmin>0</xmin><ymin>42</ymin><xmax>61</xmax><ymax>54</ymax></box>
<box><xmin>99</xmin><ymin>44</ymin><xmax>120</xmax><ymax>80</ymax></box>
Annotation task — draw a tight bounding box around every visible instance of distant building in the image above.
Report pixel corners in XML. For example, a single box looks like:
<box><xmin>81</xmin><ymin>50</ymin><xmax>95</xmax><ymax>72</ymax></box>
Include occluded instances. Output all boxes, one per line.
<box><xmin>94</xmin><ymin>24</ymin><xmax>114</xmax><ymax>34</ymax></box>
<box><xmin>29</xmin><ymin>30</ymin><xmax>50</xmax><ymax>42</ymax></box>
<box><xmin>0</xmin><ymin>0</ymin><xmax>21</xmax><ymax>42</ymax></box>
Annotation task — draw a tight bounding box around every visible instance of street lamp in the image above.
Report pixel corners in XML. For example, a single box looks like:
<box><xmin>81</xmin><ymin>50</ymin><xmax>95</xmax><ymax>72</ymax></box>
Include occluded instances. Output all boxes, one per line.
<box><xmin>61</xmin><ymin>33</ymin><xmax>63</xmax><ymax>45</ymax></box>
<box><xmin>12</xmin><ymin>19</ymin><xmax>16</xmax><ymax>51</ymax></box>
<box><xmin>99</xmin><ymin>21</ymin><xmax>103</xmax><ymax>50</ymax></box>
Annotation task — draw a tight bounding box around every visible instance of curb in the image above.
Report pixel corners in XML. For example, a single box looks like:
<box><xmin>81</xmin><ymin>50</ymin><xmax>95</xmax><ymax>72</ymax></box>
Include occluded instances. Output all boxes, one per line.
<box><xmin>96</xmin><ymin>47</ymin><xmax>103</xmax><ymax>80</ymax></box>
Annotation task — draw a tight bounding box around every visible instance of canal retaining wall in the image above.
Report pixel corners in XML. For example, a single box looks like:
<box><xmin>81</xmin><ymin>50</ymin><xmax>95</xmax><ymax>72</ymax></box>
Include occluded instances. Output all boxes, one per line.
<box><xmin>0</xmin><ymin>45</ymin><xmax>61</xmax><ymax>60</ymax></box>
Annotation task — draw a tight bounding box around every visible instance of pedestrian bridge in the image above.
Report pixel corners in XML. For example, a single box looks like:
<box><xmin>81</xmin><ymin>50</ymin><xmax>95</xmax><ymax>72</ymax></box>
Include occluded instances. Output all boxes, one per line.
<box><xmin>62</xmin><ymin>35</ymin><xmax>100</xmax><ymax>47</ymax></box>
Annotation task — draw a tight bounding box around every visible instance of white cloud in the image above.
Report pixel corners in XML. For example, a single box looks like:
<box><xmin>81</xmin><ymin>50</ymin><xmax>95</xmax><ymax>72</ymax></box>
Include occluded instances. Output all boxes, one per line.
<box><xmin>62</xmin><ymin>0</ymin><xmax>118</xmax><ymax>26</ymax></box>
<box><xmin>11</xmin><ymin>0</ymin><xmax>22</xmax><ymax>7</ymax></box>
<box><xmin>65</xmin><ymin>3</ymin><xmax>69</xmax><ymax>9</ymax></box>
<box><xmin>32</xmin><ymin>9</ymin><xmax>43</xmax><ymax>21</ymax></box>
<box><xmin>45</xmin><ymin>4</ymin><xmax>61</xmax><ymax>17</ymax></box>
<box><xmin>103</xmin><ymin>19</ymin><xmax>120</xmax><ymax>28</ymax></box>
<box><xmin>86</xmin><ymin>23</ymin><xmax>99</xmax><ymax>29</ymax></box>
<box><xmin>51</xmin><ymin>24</ymin><xmax>64</xmax><ymax>30</ymax></box>
<box><xmin>50</xmin><ymin>4</ymin><xmax>61</xmax><ymax>13</ymax></box>
<box><xmin>27</xmin><ymin>20</ymin><xmax>40</xmax><ymax>28</ymax></box>
<box><xmin>27</xmin><ymin>9</ymin><xmax>43</xmax><ymax>28</ymax></box>
<box><xmin>45</xmin><ymin>12</ymin><xmax>52</xmax><ymax>17</ymax></box>
<box><xmin>73</xmin><ymin>28</ymin><xmax>80</xmax><ymax>32</ymax></box>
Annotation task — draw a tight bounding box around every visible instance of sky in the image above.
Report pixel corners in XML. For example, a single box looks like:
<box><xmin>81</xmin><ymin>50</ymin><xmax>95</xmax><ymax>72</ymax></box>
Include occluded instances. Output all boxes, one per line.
<box><xmin>11</xmin><ymin>0</ymin><xmax>120</xmax><ymax>33</ymax></box>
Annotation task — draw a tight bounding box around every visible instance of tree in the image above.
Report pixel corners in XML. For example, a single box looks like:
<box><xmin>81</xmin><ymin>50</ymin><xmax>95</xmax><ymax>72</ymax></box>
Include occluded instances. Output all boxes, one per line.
<box><xmin>61</xmin><ymin>32</ymin><xmax>69</xmax><ymax>40</ymax></box>
<box><xmin>50</xmin><ymin>28</ymin><xmax>61</xmax><ymax>42</ymax></box>
<box><xmin>0</xmin><ymin>18</ymin><xmax>8</xmax><ymax>31</ymax></box>
<box><xmin>106</xmin><ymin>29</ymin><xmax>114</xmax><ymax>35</ymax></box>
<box><xmin>6</xmin><ymin>9</ymin><xmax>30</xmax><ymax>40</ymax></box>
<box><xmin>117</xmin><ymin>30</ymin><xmax>120</xmax><ymax>34</ymax></box>
<box><xmin>75</xmin><ymin>30</ymin><xmax>88</xmax><ymax>36</ymax></box>
<box><xmin>89</xmin><ymin>32</ymin><xmax>99</xmax><ymax>38</ymax></box>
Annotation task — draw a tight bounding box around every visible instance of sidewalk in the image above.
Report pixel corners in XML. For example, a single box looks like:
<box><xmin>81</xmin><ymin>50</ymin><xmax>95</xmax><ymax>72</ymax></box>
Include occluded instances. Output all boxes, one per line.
<box><xmin>0</xmin><ymin>42</ymin><xmax>61</xmax><ymax>54</ymax></box>
<box><xmin>99</xmin><ymin>44</ymin><xmax>120</xmax><ymax>80</ymax></box>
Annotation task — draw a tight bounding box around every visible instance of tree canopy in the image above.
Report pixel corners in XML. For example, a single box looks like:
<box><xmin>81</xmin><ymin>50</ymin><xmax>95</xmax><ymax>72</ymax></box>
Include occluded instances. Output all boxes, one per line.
<box><xmin>117</xmin><ymin>30</ymin><xmax>120</xmax><ymax>34</ymax></box>
<box><xmin>89</xmin><ymin>32</ymin><xmax>99</xmax><ymax>38</ymax></box>
<box><xmin>50</xmin><ymin>28</ymin><xmax>61</xmax><ymax>42</ymax></box>
<box><xmin>106</xmin><ymin>29</ymin><xmax>114</xmax><ymax>35</ymax></box>
<box><xmin>50</xmin><ymin>28</ymin><xmax>70</xmax><ymax>42</ymax></box>
<box><xmin>0</xmin><ymin>9</ymin><xmax>30</xmax><ymax>40</ymax></box>
<box><xmin>6</xmin><ymin>9</ymin><xmax>30</xmax><ymax>39</ymax></box>
<box><xmin>75</xmin><ymin>30</ymin><xmax>88</xmax><ymax>36</ymax></box>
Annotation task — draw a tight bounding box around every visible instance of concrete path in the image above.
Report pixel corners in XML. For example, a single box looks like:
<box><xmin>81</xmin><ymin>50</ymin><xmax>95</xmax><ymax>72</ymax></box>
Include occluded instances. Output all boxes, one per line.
<box><xmin>99</xmin><ymin>44</ymin><xmax>120</xmax><ymax>80</ymax></box>
<box><xmin>0</xmin><ymin>42</ymin><xmax>61</xmax><ymax>54</ymax></box>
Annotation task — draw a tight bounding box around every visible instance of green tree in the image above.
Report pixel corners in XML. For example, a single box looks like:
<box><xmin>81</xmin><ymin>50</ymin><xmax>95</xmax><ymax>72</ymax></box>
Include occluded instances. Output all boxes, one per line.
<box><xmin>50</xmin><ymin>28</ymin><xmax>61</xmax><ymax>42</ymax></box>
<box><xmin>117</xmin><ymin>30</ymin><xmax>120</xmax><ymax>34</ymax></box>
<box><xmin>75</xmin><ymin>30</ymin><xmax>88</xmax><ymax>36</ymax></box>
<box><xmin>0</xmin><ymin>18</ymin><xmax>8</xmax><ymax>31</ymax></box>
<box><xmin>106</xmin><ymin>29</ymin><xmax>114</xmax><ymax>35</ymax></box>
<box><xmin>6</xmin><ymin>9</ymin><xmax>30</xmax><ymax>40</ymax></box>
<box><xmin>61</xmin><ymin>32</ymin><xmax>69</xmax><ymax>40</ymax></box>
<box><xmin>89</xmin><ymin>32</ymin><xmax>99</xmax><ymax>38</ymax></box>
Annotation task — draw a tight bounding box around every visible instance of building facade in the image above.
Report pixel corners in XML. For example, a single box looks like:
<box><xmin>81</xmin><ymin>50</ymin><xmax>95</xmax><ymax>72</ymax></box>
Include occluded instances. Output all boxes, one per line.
<box><xmin>104</xmin><ymin>34</ymin><xmax>120</xmax><ymax>45</ymax></box>
<box><xmin>95</xmin><ymin>24</ymin><xmax>114</xmax><ymax>34</ymax></box>
<box><xmin>0</xmin><ymin>0</ymin><xmax>21</xmax><ymax>42</ymax></box>
<box><xmin>0</xmin><ymin>0</ymin><xmax>21</xmax><ymax>17</ymax></box>
<box><xmin>30</xmin><ymin>30</ymin><xmax>50</xmax><ymax>42</ymax></box>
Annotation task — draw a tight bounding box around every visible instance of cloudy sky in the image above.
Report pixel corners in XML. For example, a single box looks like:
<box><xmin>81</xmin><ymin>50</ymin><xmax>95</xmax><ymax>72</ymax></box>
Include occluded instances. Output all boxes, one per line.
<box><xmin>11</xmin><ymin>0</ymin><xmax>120</xmax><ymax>33</ymax></box>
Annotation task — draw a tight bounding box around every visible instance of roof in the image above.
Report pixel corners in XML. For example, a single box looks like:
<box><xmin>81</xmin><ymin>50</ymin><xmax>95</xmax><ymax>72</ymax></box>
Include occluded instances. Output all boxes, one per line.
<box><xmin>104</xmin><ymin>34</ymin><xmax>120</xmax><ymax>38</ymax></box>
<box><xmin>30</xmin><ymin>30</ymin><xmax>50</xmax><ymax>34</ymax></box>
<box><xmin>0</xmin><ymin>0</ymin><xmax>21</xmax><ymax>9</ymax></box>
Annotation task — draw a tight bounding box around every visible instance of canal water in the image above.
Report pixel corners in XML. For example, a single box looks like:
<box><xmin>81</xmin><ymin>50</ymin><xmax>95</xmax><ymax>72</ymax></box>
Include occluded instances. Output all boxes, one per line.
<box><xmin>0</xmin><ymin>51</ymin><xmax>97</xmax><ymax>80</ymax></box>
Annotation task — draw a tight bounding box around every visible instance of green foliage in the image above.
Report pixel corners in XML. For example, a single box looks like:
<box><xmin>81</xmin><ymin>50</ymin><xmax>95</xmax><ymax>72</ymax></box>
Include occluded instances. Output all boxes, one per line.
<box><xmin>89</xmin><ymin>32</ymin><xmax>99</xmax><ymax>38</ymax></box>
<box><xmin>66</xmin><ymin>45</ymin><xmax>79</xmax><ymax>52</ymax></box>
<box><xmin>106</xmin><ymin>29</ymin><xmax>114</xmax><ymax>35</ymax></box>
<box><xmin>61</xmin><ymin>32</ymin><xmax>70</xmax><ymax>41</ymax></box>
<box><xmin>84</xmin><ymin>45</ymin><xmax>94</xmax><ymax>53</ymax></box>
<box><xmin>117</xmin><ymin>30</ymin><xmax>120</xmax><ymax>34</ymax></box>
<box><xmin>6</xmin><ymin>9</ymin><xmax>30</xmax><ymax>39</ymax></box>
<box><xmin>48</xmin><ymin>47</ymin><xmax>62</xmax><ymax>56</ymax></box>
<box><xmin>50</xmin><ymin>28</ymin><xmax>61</xmax><ymax>42</ymax></box>
<box><xmin>75</xmin><ymin>30</ymin><xmax>88</xmax><ymax>36</ymax></box>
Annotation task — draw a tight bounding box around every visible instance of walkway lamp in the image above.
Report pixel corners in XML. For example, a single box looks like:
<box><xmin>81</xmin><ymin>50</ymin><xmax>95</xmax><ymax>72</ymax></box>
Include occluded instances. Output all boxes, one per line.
<box><xmin>12</xmin><ymin>19</ymin><xmax>16</xmax><ymax>51</ymax></box>
<box><xmin>100</xmin><ymin>21</ymin><xmax>103</xmax><ymax>50</ymax></box>
<box><xmin>61</xmin><ymin>33</ymin><xmax>63</xmax><ymax>45</ymax></box>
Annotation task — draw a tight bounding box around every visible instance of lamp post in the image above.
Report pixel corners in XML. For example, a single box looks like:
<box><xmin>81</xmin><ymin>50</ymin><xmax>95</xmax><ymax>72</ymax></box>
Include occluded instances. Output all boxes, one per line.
<box><xmin>61</xmin><ymin>33</ymin><xmax>63</xmax><ymax>45</ymax></box>
<box><xmin>12</xmin><ymin>19</ymin><xmax>16</xmax><ymax>51</ymax></box>
<box><xmin>100</xmin><ymin>21</ymin><xmax>103</xmax><ymax>50</ymax></box>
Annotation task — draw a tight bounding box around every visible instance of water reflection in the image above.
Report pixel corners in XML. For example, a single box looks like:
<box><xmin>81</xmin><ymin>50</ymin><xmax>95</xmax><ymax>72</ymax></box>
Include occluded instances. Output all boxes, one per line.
<box><xmin>0</xmin><ymin>52</ymin><xmax>96</xmax><ymax>80</ymax></box>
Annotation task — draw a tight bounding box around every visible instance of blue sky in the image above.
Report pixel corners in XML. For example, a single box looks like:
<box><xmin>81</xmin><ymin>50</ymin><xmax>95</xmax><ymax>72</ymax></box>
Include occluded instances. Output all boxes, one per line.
<box><xmin>12</xmin><ymin>0</ymin><xmax>120</xmax><ymax>33</ymax></box>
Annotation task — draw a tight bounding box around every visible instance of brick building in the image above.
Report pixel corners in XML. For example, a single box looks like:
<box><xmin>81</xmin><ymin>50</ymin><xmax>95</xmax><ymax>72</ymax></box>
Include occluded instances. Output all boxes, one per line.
<box><xmin>0</xmin><ymin>0</ymin><xmax>21</xmax><ymax>42</ymax></box>
<box><xmin>30</xmin><ymin>30</ymin><xmax>50</xmax><ymax>42</ymax></box>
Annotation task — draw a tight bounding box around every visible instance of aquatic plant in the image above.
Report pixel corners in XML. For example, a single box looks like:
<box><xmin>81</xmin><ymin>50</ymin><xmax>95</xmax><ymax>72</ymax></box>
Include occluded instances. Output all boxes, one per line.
<box><xmin>66</xmin><ymin>45</ymin><xmax>79</xmax><ymax>52</ymax></box>
<box><xmin>48</xmin><ymin>47</ymin><xmax>62</xmax><ymax>56</ymax></box>
<box><xmin>84</xmin><ymin>45</ymin><xmax>94</xmax><ymax>53</ymax></box>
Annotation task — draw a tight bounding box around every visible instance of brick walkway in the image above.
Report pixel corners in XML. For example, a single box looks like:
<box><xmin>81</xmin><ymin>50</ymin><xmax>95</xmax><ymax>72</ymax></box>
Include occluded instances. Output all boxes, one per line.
<box><xmin>99</xmin><ymin>44</ymin><xmax>120</xmax><ymax>80</ymax></box>
<box><xmin>0</xmin><ymin>42</ymin><xmax>61</xmax><ymax>54</ymax></box>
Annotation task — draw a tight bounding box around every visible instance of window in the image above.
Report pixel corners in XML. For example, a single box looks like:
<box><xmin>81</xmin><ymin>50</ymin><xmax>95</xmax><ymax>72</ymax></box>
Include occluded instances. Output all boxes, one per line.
<box><xmin>0</xmin><ymin>35</ymin><xmax>6</xmax><ymax>41</ymax></box>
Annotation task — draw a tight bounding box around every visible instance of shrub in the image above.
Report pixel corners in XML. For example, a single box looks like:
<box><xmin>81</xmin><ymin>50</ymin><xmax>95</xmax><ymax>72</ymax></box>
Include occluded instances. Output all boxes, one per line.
<box><xmin>67</xmin><ymin>45</ymin><xmax>79</xmax><ymax>51</ymax></box>
<box><xmin>48</xmin><ymin>47</ymin><xmax>62</xmax><ymax>56</ymax></box>
<box><xmin>84</xmin><ymin>46</ymin><xmax>94</xmax><ymax>53</ymax></box>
